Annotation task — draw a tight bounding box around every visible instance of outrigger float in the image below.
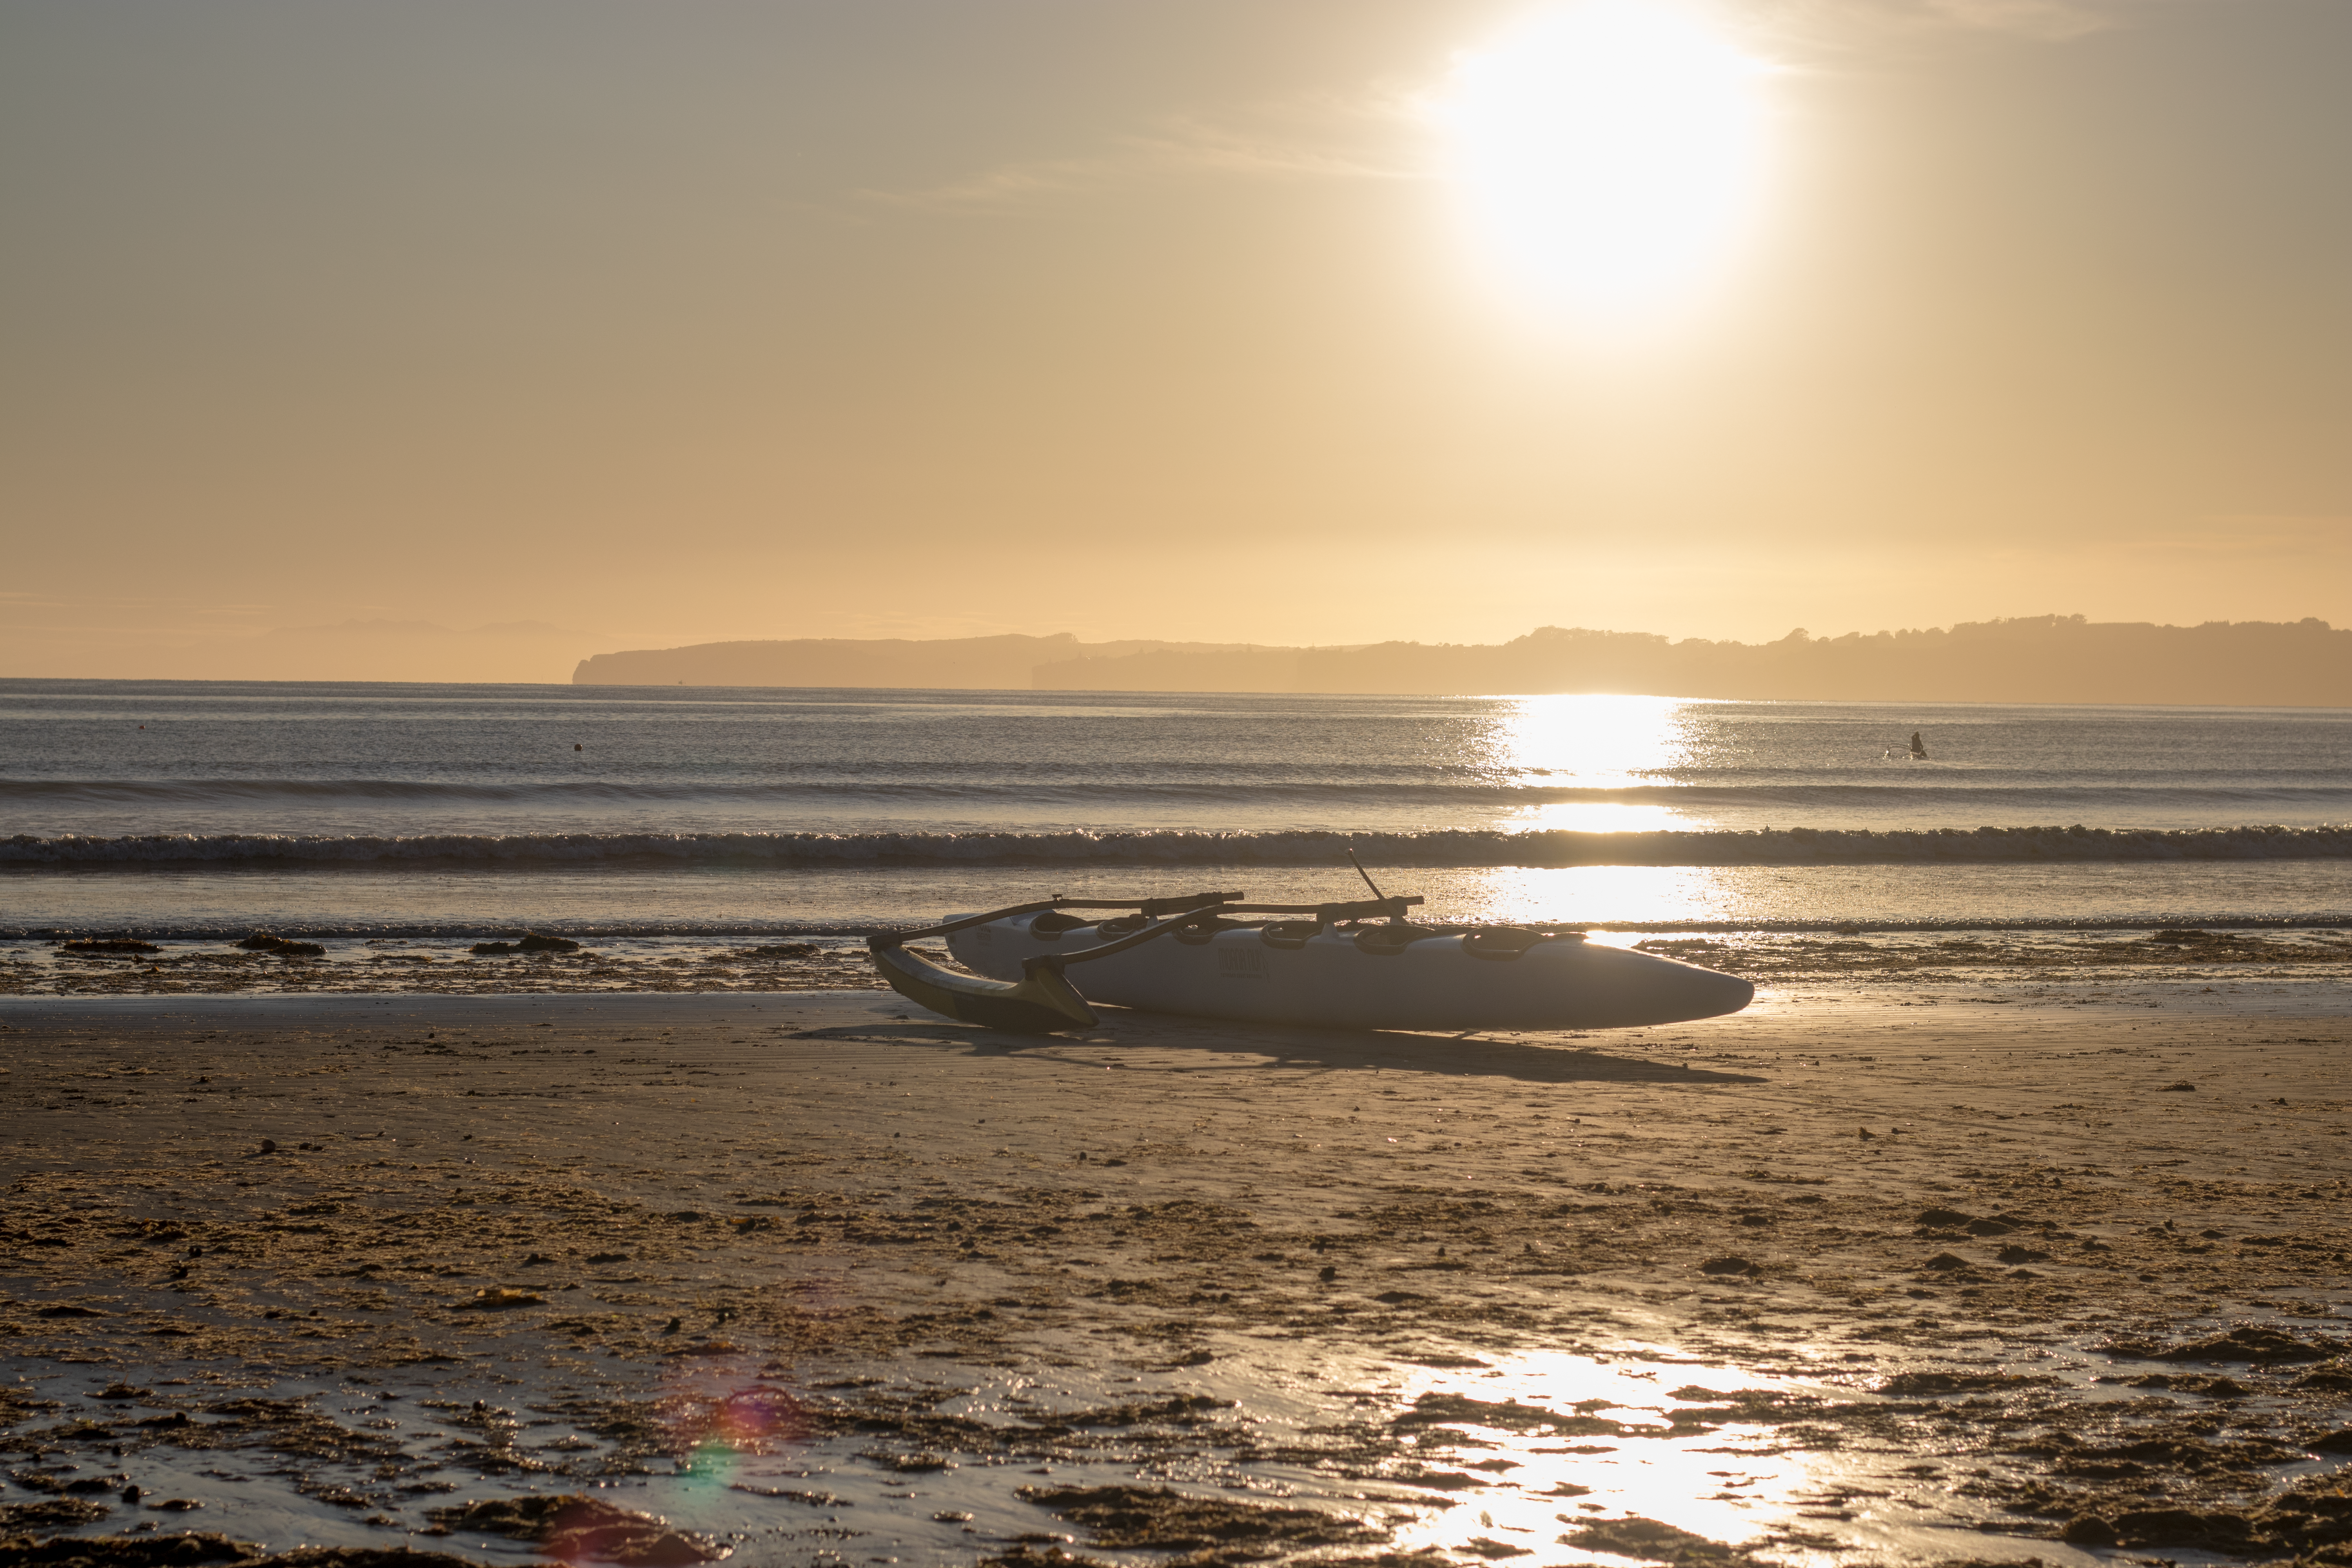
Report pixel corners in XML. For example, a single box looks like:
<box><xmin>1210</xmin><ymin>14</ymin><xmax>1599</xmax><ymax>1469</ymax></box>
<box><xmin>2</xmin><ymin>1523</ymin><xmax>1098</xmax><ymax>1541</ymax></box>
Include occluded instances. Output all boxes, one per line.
<box><xmin>868</xmin><ymin>884</ymin><xmax>1753</xmax><ymax>1036</ymax></box>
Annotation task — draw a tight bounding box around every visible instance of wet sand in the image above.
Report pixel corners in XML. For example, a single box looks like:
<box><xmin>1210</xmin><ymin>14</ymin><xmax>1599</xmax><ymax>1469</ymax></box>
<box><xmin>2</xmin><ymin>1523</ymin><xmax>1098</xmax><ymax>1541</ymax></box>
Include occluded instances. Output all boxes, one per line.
<box><xmin>3</xmin><ymin>984</ymin><xmax>2348</xmax><ymax>1566</ymax></box>
<box><xmin>9</xmin><ymin>924</ymin><xmax>2349</xmax><ymax>1000</ymax></box>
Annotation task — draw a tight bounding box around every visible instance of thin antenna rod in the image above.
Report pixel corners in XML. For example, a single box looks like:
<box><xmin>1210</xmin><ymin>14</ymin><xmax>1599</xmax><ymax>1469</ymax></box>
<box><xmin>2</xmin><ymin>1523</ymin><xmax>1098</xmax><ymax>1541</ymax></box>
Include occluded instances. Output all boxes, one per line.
<box><xmin>1345</xmin><ymin>846</ymin><xmax>1387</xmax><ymax>901</ymax></box>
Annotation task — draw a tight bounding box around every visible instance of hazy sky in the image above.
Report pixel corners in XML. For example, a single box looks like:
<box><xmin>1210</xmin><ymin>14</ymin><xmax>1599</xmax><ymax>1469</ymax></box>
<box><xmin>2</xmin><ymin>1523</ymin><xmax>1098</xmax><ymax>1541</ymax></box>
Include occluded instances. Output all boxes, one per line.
<box><xmin>4</xmin><ymin>0</ymin><xmax>2347</xmax><ymax>678</ymax></box>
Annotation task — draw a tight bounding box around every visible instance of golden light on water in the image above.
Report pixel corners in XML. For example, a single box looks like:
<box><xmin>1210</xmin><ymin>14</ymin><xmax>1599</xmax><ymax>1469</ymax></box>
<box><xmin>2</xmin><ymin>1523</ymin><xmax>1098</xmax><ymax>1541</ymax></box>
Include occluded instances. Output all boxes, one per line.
<box><xmin>1492</xmin><ymin>692</ymin><xmax>1691</xmax><ymax>785</ymax></box>
<box><xmin>1475</xmin><ymin>864</ymin><xmax>1733</xmax><ymax>926</ymax></box>
<box><xmin>1454</xmin><ymin>695</ymin><xmax>1736</xmax><ymax>922</ymax></box>
<box><xmin>1512</xmin><ymin>800</ymin><xmax>1686</xmax><ymax>831</ymax></box>
<box><xmin>1434</xmin><ymin>0</ymin><xmax>1770</xmax><ymax>322</ymax></box>
<box><xmin>1479</xmin><ymin>693</ymin><xmax>1717</xmax><ymax>832</ymax></box>
<box><xmin>1382</xmin><ymin>1350</ymin><xmax>1894</xmax><ymax>1561</ymax></box>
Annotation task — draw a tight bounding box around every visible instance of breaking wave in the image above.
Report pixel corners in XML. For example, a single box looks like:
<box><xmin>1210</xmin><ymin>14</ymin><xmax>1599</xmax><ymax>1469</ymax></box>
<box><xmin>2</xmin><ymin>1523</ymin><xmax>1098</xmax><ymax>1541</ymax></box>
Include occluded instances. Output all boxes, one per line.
<box><xmin>5</xmin><ymin>824</ymin><xmax>2348</xmax><ymax>870</ymax></box>
<box><xmin>4</xmin><ymin>777</ymin><xmax>2347</xmax><ymax>809</ymax></box>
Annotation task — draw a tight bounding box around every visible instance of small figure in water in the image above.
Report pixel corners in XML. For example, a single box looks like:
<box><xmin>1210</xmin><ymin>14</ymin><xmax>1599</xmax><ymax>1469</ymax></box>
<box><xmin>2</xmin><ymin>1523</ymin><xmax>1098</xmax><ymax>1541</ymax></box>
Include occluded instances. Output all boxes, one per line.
<box><xmin>1909</xmin><ymin>731</ymin><xmax>1928</xmax><ymax>759</ymax></box>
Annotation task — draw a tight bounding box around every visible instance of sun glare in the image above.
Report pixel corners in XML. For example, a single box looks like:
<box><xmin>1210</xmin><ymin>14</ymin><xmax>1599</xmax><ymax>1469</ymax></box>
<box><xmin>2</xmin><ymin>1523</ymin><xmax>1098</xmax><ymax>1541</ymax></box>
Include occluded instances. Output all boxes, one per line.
<box><xmin>1435</xmin><ymin>0</ymin><xmax>1769</xmax><ymax>322</ymax></box>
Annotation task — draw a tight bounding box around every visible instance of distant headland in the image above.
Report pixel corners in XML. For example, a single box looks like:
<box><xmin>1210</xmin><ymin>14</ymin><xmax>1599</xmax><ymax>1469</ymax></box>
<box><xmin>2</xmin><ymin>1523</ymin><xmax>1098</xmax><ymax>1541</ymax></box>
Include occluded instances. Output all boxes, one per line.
<box><xmin>572</xmin><ymin>616</ymin><xmax>2349</xmax><ymax>707</ymax></box>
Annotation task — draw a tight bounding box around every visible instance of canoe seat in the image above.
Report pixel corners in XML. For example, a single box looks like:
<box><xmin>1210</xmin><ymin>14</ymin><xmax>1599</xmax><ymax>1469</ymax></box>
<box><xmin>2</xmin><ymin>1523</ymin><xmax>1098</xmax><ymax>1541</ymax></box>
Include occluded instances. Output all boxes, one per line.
<box><xmin>1027</xmin><ymin>912</ymin><xmax>1096</xmax><ymax>938</ymax></box>
<box><xmin>1463</xmin><ymin>927</ymin><xmax>1554</xmax><ymax>961</ymax></box>
<box><xmin>1353</xmin><ymin>925</ymin><xmax>1434</xmax><ymax>956</ymax></box>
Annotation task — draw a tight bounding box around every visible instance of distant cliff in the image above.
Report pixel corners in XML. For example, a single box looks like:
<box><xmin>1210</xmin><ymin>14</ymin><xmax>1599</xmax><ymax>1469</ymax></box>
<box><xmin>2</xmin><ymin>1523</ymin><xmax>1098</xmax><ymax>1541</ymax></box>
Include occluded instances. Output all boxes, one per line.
<box><xmin>1034</xmin><ymin>617</ymin><xmax>2350</xmax><ymax>706</ymax></box>
<box><xmin>573</xmin><ymin>633</ymin><xmax>1247</xmax><ymax>690</ymax></box>
<box><xmin>574</xmin><ymin>617</ymin><xmax>2349</xmax><ymax>706</ymax></box>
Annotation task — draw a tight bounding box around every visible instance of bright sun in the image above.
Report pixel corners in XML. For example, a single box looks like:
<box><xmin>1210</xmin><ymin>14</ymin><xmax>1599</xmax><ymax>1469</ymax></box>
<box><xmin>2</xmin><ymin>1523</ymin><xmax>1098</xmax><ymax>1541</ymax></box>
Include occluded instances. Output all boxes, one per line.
<box><xmin>1435</xmin><ymin>0</ymin><xmax>1769</xmax><ymax>322</ymax></box>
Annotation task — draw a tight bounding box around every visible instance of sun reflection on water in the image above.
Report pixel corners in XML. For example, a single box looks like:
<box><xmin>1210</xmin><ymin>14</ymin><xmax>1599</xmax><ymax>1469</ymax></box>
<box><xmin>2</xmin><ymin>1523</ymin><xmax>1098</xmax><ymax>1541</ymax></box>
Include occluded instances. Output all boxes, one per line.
<box><xmin>1468</xmin><ymin>864</ymin><xmax>1737</xmax><ymax>926</ymax></box>
<box><xmin>1483</xmin><ymin>693</ymin><xmax>1703</xmax><ymax>788</ymax></box>
<box><xmin>1509</xmin><ymin>799</ymin><xmax>1689</xmax><ymax>832</ymax></box>
<box><xmin>1384</xmin><ymin>1349</ymin><xmax>1896</xmax><ymax>1563</ymax></box>
<box><xmin>1468</xmin><ymin>693</ymin><xmax>1730</xmax><ymax>836</ymax></box>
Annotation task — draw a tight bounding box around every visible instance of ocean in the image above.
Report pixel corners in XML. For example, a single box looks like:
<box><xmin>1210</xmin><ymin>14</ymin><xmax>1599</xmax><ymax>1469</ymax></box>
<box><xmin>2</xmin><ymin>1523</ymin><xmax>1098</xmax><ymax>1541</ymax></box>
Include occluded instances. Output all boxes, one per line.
<box><xmin>3</xmin><ymin>680</ymin><xmax>2345</xmax><ymax>951</ymax></box>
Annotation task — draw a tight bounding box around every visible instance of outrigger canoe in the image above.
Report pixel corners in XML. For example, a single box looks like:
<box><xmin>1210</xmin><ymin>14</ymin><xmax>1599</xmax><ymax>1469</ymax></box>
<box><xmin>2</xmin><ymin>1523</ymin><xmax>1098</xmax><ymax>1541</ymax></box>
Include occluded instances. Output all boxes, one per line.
<box><xmin>867</xmin><ymin>887</ymin><xmax>1752</xmax><ymax>1035</ymax></box>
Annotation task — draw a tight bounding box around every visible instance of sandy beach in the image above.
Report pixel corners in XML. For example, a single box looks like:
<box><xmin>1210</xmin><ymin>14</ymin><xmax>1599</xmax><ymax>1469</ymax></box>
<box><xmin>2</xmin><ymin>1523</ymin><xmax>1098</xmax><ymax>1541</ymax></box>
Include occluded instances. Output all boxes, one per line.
<box><xmin>3</xmin><ymin>976</ymin><xmax>2348</xmax><ymax>1567</ymax></box>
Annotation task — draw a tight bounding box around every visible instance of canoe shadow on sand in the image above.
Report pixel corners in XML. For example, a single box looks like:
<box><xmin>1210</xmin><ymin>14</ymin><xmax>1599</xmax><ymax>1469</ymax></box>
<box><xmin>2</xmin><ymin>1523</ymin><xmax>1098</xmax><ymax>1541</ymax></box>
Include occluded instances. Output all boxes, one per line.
<box><xmin>794</xmin><ymin>1007</ymin><xmax>1767</xmax><ymax>1088</ymax></box>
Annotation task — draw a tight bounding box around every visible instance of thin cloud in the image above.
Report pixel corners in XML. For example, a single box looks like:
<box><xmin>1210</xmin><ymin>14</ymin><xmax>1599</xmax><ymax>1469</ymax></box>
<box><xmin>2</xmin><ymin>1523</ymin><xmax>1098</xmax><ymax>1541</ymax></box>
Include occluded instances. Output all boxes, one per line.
<box><xmin>1919</xmin><ymin>0</ymin><xmax>2115</xmax><ymax>39</ymax></box>
<box><xmin>1752</xmin><ymin>0</ymin><xmax>2126</xmax><ymax>43</ymax></box>
<box><xmin>861</xmin><ymin>109</ymin><xmax>1424</xmax><ymax>213</ymax></box>
<box><xmin>0</xmin><ymin>590</ymin><xmax>280</xmax><ymax>616</ymax></box>
<box><xmin>2152</xmin><ymin>516</ymin><xmax>2352</xmax><ymax>561</ymax></box>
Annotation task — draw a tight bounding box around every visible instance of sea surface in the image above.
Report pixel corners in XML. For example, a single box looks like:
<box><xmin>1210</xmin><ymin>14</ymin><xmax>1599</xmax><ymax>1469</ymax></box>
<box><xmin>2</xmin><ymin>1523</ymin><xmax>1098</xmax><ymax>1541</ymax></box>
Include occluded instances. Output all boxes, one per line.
<box><xmin>3</xmin><ymin>679</ymin><xmax>2347</xmax><ymax>940</ymax></box>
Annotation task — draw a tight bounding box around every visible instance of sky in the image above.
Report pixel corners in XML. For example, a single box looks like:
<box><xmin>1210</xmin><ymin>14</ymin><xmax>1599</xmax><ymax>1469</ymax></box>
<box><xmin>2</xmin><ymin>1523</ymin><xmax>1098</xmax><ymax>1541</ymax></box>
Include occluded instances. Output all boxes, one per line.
<box><xmin>2</xmin><ymin>0</ymin><xmax>2347</xmax><ymax>681</ymax></box>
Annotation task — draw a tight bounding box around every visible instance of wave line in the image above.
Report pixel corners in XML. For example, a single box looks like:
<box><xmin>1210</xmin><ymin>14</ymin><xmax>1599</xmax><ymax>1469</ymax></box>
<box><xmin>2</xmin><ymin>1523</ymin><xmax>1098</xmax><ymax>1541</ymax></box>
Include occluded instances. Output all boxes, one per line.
<box><xmin>4</xmin><ymin>824</ymin><xmax>2348</xmax><ymax>870</ymax></box>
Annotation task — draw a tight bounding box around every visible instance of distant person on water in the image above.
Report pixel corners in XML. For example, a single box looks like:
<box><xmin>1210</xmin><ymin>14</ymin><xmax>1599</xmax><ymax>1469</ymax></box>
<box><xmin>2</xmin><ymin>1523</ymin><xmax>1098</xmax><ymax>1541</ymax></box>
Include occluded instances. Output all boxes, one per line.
<box><xmin>1910</xmin><ymin>731</ymin><xmax>1928</xmax><ymax>759</ymax></box>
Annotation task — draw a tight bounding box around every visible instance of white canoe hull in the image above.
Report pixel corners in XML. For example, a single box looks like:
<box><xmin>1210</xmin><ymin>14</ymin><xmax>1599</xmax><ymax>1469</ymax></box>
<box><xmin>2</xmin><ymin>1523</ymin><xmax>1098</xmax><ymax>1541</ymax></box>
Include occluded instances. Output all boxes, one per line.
<box><xmin>947</xmin><ymin>916</ymin><xmax>1753</xmax><ymax>1032</ymax></box>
